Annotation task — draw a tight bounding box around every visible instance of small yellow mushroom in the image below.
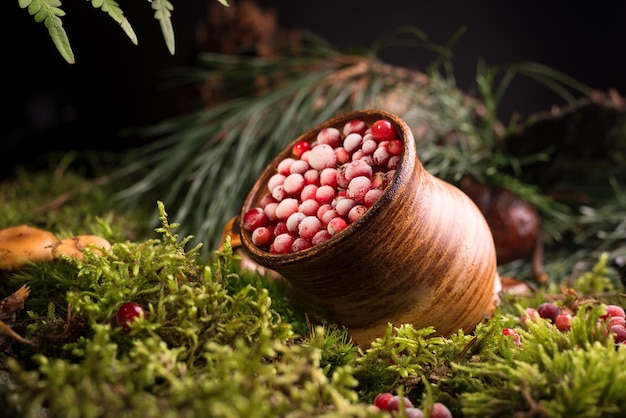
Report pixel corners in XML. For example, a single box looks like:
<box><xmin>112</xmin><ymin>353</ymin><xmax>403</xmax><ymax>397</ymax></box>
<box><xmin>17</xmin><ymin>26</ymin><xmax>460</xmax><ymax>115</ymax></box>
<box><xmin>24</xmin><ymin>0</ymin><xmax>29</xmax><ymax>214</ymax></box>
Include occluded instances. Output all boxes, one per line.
<box><xmin>0</xmin><ymin>225</ymin><xmax>57</xmax><ymax>270</ymax></box>
<box><xmin>51</xmin><ymin>235</ymin><xmax>111</xmax><ymax>261</ymax></box>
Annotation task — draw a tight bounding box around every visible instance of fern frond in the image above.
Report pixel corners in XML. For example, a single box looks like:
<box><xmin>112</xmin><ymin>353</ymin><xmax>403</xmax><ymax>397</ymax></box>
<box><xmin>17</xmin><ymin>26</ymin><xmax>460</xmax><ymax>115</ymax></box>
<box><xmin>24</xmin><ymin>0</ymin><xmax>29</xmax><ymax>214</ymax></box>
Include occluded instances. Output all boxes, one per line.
<box><xmin>151</xmin><ymin>0</ymin><xmax>175</xmax><ymax>55</ymax></box>
<box><xmin>91</xmin><ymin>0</ymin><xmax>138</xmax><ymax>46</ymax></box>
<box><xmin>19</xmin><ymin>0</ymin><xmax>74</xmax><ymax>64</ymax></box>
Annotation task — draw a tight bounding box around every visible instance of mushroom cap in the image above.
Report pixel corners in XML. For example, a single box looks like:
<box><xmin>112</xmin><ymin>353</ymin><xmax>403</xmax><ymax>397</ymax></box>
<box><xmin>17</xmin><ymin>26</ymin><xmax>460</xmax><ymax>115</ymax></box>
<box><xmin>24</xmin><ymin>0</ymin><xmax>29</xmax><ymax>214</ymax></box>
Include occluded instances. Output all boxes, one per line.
<box><xmin>51</xmin><ymin>235</ymin><xmax>111</xmax><ymax>261</ymax></box>
<box><xmin>0</xmin><ymin>225</ymin><xmax>57</xmax><ymax>270</ymax></box>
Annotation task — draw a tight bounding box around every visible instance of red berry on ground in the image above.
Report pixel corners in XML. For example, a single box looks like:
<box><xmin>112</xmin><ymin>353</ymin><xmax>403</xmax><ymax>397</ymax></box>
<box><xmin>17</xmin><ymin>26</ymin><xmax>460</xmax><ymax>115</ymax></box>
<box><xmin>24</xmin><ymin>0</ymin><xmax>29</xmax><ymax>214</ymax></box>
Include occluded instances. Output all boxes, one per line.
<box><xmin>611</xmin><ymin>324</ymin><xmax>626</xmax><ymax>344</ymax></box>
<box><xmin>116</xmin><ymin>302</ymin><xmax>145</xmax><ymax>332</ymax></box>
<box><xmin>373</xmin><ymin>392</ymin><xmax>394</xmax><ymax>410</ymax></box>
<box><xmin>370</xmin><ymin>119</ymin><xmax>396</xmax><ymax>141</ymax></box>
<box><xmin>602</xmin><ymin>304</ymin><xmax>626</xmax><ymax>320</ymax></box>
<box><xmin>386</xmin><ymin>395</ymin><xmax>413</xmax><ymax>412</ymax></box>
<box><xmin>430</xmin><ymin>402</ymin><xmax>453</xmax><ymax>418</ymax></box>
<box><xmin>537</xmin><ymin>302</ymin><xmax>560</xmax><ymax>323</ymax></box>
<box><xmin>555</xmin><ymin>313</ymin><xmax>572</xmax><ymax>331</ymax></box>
<box><xmin>502</xmin><ymin>327</ymin><xmax>521</xmax><ymax>346</ymax></box>
<box><xmin>521</xmin><ymin>307</ymin><xmax>539</xmax><ymax>325</ymax></box>
<box><xmin>405</xmin><ymin>408</ymin><xmax>425</xmax><ymax>418</ymax></box>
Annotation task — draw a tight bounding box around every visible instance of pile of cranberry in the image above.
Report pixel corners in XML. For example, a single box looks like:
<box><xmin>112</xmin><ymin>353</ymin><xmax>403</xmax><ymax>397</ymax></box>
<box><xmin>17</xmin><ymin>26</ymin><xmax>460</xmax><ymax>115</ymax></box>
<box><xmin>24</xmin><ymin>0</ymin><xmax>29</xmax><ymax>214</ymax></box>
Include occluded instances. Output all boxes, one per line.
<box><xmin>242</xmin><ymin>118</ymin><xmax>402</xmax><ymax>254</ymax></box>
<box><xmin>503</xmin><ymin>302</ymin><xmax>626</xmax><ymax>346</ymax></box>
<box><xmin>373</xmin><ymin>392</ymin><xmax>452</xmax><ymax>417</ymax></box>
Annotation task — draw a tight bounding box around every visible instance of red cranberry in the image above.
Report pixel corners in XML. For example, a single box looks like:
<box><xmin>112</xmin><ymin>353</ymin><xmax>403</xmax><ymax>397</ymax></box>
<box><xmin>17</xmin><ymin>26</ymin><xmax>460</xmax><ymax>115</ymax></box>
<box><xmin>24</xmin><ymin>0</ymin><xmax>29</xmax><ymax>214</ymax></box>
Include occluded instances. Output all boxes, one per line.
<box><xmin>536</xmin><ymin>302</ymin><xmax>560</xmax><ymax>323</ymax></box>
<box><xmin>371</xmin><ymin>119</ymin><xmax>396</xmax><ymax>141</ymax></box>
<box><xmin>116</xmin><ymin>302</ymin><xmax>145</xmax><ymax>332</ymax></box>
<box><xmin>242</xmin><ymin>208</ymin><xmax>269</xmax><ymax>231</ymax></box>
<box><xmin>602</xmin><ymin>304</ymin><xmax>626</xmax><ymax>320</ymax></box>
<box><xmin>387</xmin><ymin>395</ymin><xmax>413</xmax><ymax>411</ymax></box>
<box><xmin>430</xmin><ymin>402</ymin><xmax>453</xmax><ymax>418</ymax></box>
<box><xmin>502</xmin><ymin>327</ymin><xmax>521</xmax><ymax>346</ymax></box>
<box><xmin>555</xmin><ymin>313</ymin><xmax>572</xmax><ymax>331</ymax></box>
<box><xmin>611</xmin><ymin>324</ymin><xmax>626</xmax><ymax>344</ymax></box>
<box><xmin>373</xmin><ymin>392</ymin><xmax>393</xmax><ymax>410</ymax></box>
<box><xmin>292</xmin><ymin>140</ymin><xmax>309</xmax><ymax>157</ymax></box>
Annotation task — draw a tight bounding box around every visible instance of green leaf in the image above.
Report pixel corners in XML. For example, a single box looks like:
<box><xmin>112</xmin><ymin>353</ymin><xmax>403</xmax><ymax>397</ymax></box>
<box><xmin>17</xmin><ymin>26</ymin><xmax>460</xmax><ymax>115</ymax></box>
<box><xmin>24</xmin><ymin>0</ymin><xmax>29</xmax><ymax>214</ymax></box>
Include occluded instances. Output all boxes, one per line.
<box><xmin>93</xmin><ymin>0</ymin><xmax>138</xmax><ymax>45</ymax></box>
<box><xmin>48</xmin><ymin>22</ymin><xmax>74</xmax><ymax>64</ymax></box>
<box><xmin>151</xmin><ymin>0</ymin><xmax>175</xmax><ymax>55</ymax></box>
<box><xmin>20</xmin><ymin>0</ymin><xmax>75</xmax><ymax>63</ymax></box>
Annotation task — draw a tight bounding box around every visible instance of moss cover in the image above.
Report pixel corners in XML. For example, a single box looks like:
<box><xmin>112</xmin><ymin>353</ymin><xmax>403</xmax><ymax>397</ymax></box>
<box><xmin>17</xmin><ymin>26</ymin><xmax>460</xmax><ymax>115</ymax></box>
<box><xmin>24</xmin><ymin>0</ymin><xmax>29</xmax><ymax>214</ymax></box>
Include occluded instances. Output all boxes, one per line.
<box><xmin>0</xmin><ymin>162</ymin><xmax>625</xmax><ymax>417</ymax></box>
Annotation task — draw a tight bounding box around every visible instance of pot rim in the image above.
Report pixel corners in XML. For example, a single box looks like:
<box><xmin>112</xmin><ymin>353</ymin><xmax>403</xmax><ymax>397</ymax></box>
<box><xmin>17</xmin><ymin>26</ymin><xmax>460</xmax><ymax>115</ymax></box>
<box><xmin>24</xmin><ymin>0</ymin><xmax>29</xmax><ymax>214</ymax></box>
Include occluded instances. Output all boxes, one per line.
<box><xmin>239</xmin><ymin>108</ymin><xmax>419</xmax><ymax>265</ymax></box>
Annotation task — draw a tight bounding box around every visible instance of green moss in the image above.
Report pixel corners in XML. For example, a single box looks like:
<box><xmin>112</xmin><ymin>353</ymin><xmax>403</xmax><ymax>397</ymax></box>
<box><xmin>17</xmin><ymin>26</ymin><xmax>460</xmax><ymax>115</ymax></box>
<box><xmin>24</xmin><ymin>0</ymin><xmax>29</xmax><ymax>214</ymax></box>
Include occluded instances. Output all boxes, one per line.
<box><xmin>1</xmin><ymin>170</ymin><xmax>626</xmax><ymax>417</ymax></box>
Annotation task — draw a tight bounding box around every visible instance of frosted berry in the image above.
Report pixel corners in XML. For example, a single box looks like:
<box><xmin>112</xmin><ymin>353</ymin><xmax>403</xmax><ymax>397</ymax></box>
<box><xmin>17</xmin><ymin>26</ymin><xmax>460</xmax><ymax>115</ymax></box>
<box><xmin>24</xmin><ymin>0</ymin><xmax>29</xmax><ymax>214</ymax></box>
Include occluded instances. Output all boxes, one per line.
<box><xmin>283</xmin><ymin>173</ymin><xmax>305</xmax><ymax>196</ymax></box>
<box><xmin>343</xmin><ymin>119</ymin><xmax>366</xmax><ymax>135</ymax></box>
<box><xmin>307</xmin><ymin>144</ymin><xmax>336</xmax><ymax>170</ymax></box>
<box><xmin>327</xmin><ymin>217</ymin><xmax>348</xmax><ymax>236</ymax></box>
<box><xmin>277</xmin><ymin>158</ymin><xmax>295</xmax><ymax>176</ymax></box>
<box><xmin>251</xmin><ymin>226</ymin><xmax>274</xmax><ymax>247</ymax></box>
<box><xmin>298</xmin><ymin>216</ymin><xmax>323</xmax><ymax>240</ymax></box>
<box><xmin>371</xmin><ymin>119</ymin><xmax>396</xmax><ymax>141</ymax></box>
<box><xmin>343</xmin><ymin>132</ymin><xmax>363</xmax><ymax>153</ymax></box>
<box><xmin>271</xmin><ymin>233</ymin><xmax>295</xmax><ymax>254</ymax></box>
<box><xmin>291</xmin><ymin>237</ymin><xmax>311</xmax><ymax>252</ymax></box>
<box><xmin>242</xmin><ymin>208</ymin><xmax>269</xmax><ymax>231</ymax></box>
<box><xmin>116</xmin><ymin>302</ymin><xmax>145</xmax><ymax>332</ymax></box>
<box><xmin>317</xmin><ymin>127</ymin><xmax>342</xmax><ymax>148</ymax></box>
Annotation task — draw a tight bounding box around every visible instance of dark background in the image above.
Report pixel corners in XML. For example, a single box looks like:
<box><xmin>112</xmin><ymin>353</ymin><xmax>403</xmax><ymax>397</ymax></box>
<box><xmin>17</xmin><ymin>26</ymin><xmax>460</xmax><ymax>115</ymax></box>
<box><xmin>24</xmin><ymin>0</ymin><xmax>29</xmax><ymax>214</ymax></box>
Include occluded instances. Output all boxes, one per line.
<box><xmin>3</xmin><ymin>0</ymin><xmax>625</xmax><ymax>177</ymax></box>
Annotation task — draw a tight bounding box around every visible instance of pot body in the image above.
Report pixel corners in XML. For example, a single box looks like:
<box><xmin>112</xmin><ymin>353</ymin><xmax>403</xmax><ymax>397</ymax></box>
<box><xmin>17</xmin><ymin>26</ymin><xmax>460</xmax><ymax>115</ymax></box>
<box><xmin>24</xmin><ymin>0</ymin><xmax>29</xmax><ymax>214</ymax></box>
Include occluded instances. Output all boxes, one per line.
<box><xmin>240</xmin><ymin>110</ymin><xmax>499</xmax><ymax>345</ymax></box>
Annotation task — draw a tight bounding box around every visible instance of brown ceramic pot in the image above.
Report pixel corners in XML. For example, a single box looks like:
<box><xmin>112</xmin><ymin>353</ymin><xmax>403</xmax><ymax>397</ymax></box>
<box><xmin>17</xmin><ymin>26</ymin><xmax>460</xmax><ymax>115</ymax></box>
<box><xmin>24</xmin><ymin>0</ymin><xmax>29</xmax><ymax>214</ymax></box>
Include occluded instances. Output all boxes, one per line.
<box><xmin>239</xmin><ymin>109</ymin><xmax>500</xmax><ymax>346</ymax></box>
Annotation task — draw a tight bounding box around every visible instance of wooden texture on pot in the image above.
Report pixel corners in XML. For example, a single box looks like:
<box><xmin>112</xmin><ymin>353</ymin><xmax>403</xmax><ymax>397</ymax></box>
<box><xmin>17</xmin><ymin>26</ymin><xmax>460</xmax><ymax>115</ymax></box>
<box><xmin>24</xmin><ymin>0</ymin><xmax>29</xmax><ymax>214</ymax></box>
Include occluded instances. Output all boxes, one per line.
<box><xmin>240</xmin><ymin>109</ymin><xmax>499</xmax><ymax>346</ymax></box>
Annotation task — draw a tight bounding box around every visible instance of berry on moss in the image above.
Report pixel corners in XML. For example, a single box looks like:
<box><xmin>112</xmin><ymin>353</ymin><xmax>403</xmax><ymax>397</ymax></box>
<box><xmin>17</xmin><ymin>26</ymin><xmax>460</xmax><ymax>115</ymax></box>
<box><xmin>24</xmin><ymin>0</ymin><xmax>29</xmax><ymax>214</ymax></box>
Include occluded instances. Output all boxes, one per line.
<box><xmin>116</xmin><ymin>302</ymin><xmax>145</xmax><ymax>332</ymax></box>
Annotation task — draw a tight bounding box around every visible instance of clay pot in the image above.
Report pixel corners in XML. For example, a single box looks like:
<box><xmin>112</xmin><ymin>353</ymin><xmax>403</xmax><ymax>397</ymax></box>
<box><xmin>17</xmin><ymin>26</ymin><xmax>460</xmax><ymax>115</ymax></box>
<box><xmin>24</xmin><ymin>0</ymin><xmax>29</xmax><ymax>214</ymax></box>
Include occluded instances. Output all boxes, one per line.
<box><xmin>239</xmin><ymin>109</ymin><xmax>500</xmax><ymax>346</ymax></box>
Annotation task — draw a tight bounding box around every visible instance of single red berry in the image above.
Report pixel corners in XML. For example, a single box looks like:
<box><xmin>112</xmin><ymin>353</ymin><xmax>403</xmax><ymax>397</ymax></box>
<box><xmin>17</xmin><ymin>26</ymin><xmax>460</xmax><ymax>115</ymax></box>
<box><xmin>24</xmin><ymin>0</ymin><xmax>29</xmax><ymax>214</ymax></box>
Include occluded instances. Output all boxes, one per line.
<box><xmin>373</xmin><ymin>392</ymin><xmax>394</xmax><ymax>410</ymax></box>
<box><xmin>536</xmin><ymin>302</ymin><xmax>560</xmax><ymax>323</ymax></box>
<box><xmin>242</xmin><ymin>208</ymin><xmax>269</xmax><ymax>231</ymax></box>
<box><xmin>370</xmin><ymin>119</ymin><xmax>396</xmax><ymax>141</ymax></box>
<box><xmin>555</xmin><ymin>313</ymin><xmax>572</xmax><ymax>331</ymax></box>
<box><xmin>116</xmin><ymin>302</ymin><xmax>145</xmax><ymax>332</ymax></box>
<box><xmin>292</xmin><ymin>140</ymin><xmax>310</xmax><ymax>158</ymax></box>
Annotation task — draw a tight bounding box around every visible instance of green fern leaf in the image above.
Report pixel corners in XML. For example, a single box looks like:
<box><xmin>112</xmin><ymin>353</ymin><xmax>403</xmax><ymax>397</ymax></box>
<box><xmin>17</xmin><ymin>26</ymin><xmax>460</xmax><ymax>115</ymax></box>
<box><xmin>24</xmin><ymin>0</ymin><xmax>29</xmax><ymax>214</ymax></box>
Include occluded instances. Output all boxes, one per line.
<box><xmin>91</xmin><ymin>0</ymin><xmax>138</xmax><ymax>45</ymax></box>
<box><xmin>46</xmin><ymin>18</ymin><xmax>74</xmax><ymax>64</ymax></box>
<box><xmin>151</xmin><ymin>0</ymin><xmax>175</xmax><ymax>55</ymax></box>
<box><xmin>19</xmin><ymin>0</ymin><xmax>75</xmax><ymax>64</ymax></box>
